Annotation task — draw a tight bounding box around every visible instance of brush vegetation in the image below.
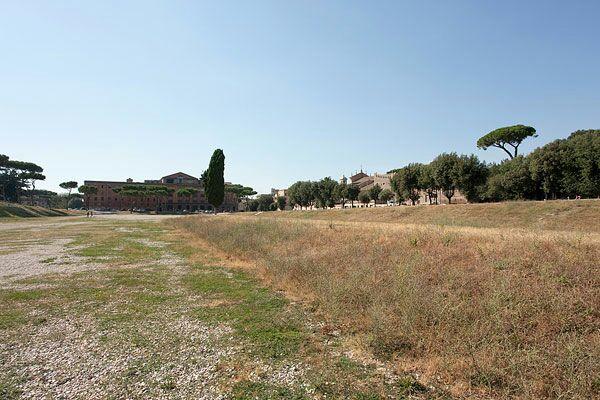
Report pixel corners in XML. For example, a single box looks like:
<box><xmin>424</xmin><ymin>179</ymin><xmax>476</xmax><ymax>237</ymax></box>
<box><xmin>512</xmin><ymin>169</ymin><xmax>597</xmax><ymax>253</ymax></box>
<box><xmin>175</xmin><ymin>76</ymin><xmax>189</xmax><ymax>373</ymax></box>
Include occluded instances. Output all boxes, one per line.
<box><xmin>172</xmin><ymin>201</ymin><xmax>600</xmax><ymax>399</ymax></box>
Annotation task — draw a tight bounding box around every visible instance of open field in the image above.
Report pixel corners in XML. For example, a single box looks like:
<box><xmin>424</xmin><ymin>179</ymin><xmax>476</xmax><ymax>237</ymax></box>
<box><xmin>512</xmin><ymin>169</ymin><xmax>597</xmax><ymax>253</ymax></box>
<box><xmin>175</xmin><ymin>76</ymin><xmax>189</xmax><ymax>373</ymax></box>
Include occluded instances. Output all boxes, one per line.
<box><xmin>261</xmin><ymin>199</ymin><xmax>600</xmax><ymax>233</ymax></box>
<box><xmin>172</xmin><ymin>201</ymin><xmax>600</xmax><ymax>399</ymax></box>
<box><xmin>0</xmin><ymin>214</ymin><xmax>434</xmax><ymax>399</ymax></box>
<box><xmin>0</xmin><ymin>202</ymin><xmax>69</xmax><ymax>219</ymax></box>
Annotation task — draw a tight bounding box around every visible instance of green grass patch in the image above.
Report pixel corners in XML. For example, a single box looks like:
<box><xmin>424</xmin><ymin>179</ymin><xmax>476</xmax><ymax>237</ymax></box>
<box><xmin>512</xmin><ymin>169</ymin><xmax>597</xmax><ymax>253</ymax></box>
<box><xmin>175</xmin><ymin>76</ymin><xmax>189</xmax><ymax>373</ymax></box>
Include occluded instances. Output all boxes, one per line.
<box><xmin>231</xmin><ymin>381</ymin><xmax>308</xmax><ymax>400</ymax></box>
<box><xmin>0</xmin><ymin>309</ymin><xmax>27</xmax><ymax>330</ymax></box>
<box><xmin>184</xmin><ymin>266</ymin><xmax>305</xmax><ymax>359</ymax></box>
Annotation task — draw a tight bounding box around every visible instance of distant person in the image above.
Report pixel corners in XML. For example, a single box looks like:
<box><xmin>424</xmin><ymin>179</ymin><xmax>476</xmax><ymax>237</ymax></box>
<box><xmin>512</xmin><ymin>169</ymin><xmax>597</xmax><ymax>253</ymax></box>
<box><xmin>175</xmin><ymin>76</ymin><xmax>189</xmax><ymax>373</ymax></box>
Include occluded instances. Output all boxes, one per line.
<box><xmin>86</xmin><ymin>211</ymin><xmax>90</xmax><ymax>218</ymax></box>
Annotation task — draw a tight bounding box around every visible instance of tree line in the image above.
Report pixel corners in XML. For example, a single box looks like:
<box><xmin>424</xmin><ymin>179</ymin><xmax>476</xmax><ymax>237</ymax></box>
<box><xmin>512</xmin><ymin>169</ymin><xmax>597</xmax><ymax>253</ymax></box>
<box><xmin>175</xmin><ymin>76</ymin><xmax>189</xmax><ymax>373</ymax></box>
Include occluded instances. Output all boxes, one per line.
<box><xmin>276</xmin><ymin>127</ymin><xmax>599</xmax><ymax>209</ymax></box>
<box><xmin>0</xmin><ymin>154</ymin><xmax>46</xmax><ymax>203</ymax></box>
<box><xmin>391</xmin><ymin>128</ymin><xmax>599</xmax><ymax>204</ymax></box>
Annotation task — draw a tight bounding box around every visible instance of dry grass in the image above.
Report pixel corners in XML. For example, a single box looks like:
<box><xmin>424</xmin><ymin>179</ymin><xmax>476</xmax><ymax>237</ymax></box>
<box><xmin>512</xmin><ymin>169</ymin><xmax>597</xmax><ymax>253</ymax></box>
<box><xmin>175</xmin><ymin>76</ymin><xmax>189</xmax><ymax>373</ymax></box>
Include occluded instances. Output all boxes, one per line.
<box><xmin>261</xmin><ymin>199</ymin><xmax>600</xmax><ymax>233</ymax></box>
<box><xmin>171</xmin><ymin>206</ymin><xmax>600</xmax><ymax>399</ymax></box>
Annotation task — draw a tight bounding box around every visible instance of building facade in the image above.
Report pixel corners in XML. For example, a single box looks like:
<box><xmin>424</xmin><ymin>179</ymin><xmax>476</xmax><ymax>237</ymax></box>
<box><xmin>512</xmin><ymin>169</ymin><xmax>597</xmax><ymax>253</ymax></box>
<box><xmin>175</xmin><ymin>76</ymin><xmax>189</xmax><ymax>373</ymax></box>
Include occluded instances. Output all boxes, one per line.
<box><xmin>84</xmin><ymin>172</ymin><xmax>238</xmax><ymax>212</ymax></box>
<box><xmin>346</xmin><ymin>169</ymin><xmax>466</xmax><ymax>205</ymax></box>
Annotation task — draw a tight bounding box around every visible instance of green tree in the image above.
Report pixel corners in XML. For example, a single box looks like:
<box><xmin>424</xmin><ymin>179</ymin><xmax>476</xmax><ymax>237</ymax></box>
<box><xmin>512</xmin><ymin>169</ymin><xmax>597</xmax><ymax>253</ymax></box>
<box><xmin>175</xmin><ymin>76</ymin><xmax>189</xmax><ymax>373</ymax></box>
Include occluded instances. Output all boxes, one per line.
<box><xmin>486</xmin><ymin>156</ymin><xmax>539</xmax><ymax>201</ymax></box>
<box><xmin>315</xmin><ymin>177</ymin><xmax>338</xmax><ymax>209</ymax></box>
<box><xmin>431</xmin><ymin>153</ymin><xmax>461</xmax><ymax>204</ymax></box>
<box><xmin>20</xmin><ymin>168</ymin><xmax>46</xmax><ymax>205</ymax></box>
<box><xmin>417</xmin><ymin>163</ymin><xmax>438</xmax><ymax>204</ymax></box>
<box><xmin>391</xmin><ymin>164</ymin><xmax>422</xmax><ymax>205</ymax></box>
<box><xmin>247</xmin><ymin>198</ymin><xmax>259</xmax><ymax>212</ymax></box>
<box><xmin>358</xmin><ymin>191</ymin><xmax>371</xmax><ymax>206</ymax></box>
<box><xmin>477</xmin><ymin>124</ymin><xmax>537</xmax><ymax>159</ymax></box>
<box><xmin>205</xmin><ymin>149</ymin><xmax>225</xmax><ymax>213</ymax></box>
<box><xmin>0</xmin><ymin>158</ymin><xmax>44</xmax><ymax>203</ymax></box>
<box><xmin>454</xmin><ymin>155</ymin><xmax>489</xmax><ymax>203</ymax></box>
<box><xmin>256</xmin><ymin>194</ymin><xmax>274</xmax><ymax>211</ymax></box>
<box><xmin>78</xmin><ymin>185</ymin><xmax>98</xmax><ymax>210</ymax></box>
<box><xmin>276</xmin><ymin>196</ymin><xmax>287</xmax><ymax>211</ymax></box>
<box><xmin>225</xmin><ymin>184</ymin><xmax>256</xmax><ymax>211</ymax></box>
<box><xmin>153</xmin><ymin>186</ymin><xmax>175</xmax><ymax>212</ymax></box>
<box><xmin>378</xmin><ymin>188</ymin><xmax>394</xmax><ymax>203</ymax></box>
<box><xmin>68</xmin><ymin>197</ymin><xmax>84</xmax><ymax>209</ymax></box>
<box><xmin>559</xmin><ymin>130</ymin><xmax>600</xmax><ymax>198</ymax></box>
<box><xmin>59</xmin><ymin>181</ymin><xmax>78</xmax><ymax>209</ymax></box>
<box><xmin>176</xmin><ymin>187</ymin><xmax>198</xmax><ymax>211</ymax></box>
<box><xmin>334</xmin><ymin>182</ymin><xmax>349</xmax><ymax>207</ymax></box>
<box><xmin>368</xmin><ymin>184</ymin><xmax>382</xmax><ymax>205</ymax></box>
<box><xmin>288</xmin><ymin>181</ymin><xmax>315</xmax><ymax>210</ymax></box>
<box><xmin>347</xmin><ymin>184</ymin><xmax>360</xmax><ymax>208</ymax></box>
<box><xmin>118</xmin><ymin>185</ymin><xmax>145</xmax><ymax>210</ymax></box>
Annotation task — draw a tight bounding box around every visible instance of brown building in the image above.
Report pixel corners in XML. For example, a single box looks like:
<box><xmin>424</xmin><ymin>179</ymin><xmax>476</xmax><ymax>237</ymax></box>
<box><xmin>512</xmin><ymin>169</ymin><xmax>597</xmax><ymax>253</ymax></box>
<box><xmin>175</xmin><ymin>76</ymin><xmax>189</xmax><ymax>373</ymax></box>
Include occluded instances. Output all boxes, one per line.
<box><xmin>84</xmin><ymin>172</ymin><xmax>238</xmax><ymax>212</ymax></box>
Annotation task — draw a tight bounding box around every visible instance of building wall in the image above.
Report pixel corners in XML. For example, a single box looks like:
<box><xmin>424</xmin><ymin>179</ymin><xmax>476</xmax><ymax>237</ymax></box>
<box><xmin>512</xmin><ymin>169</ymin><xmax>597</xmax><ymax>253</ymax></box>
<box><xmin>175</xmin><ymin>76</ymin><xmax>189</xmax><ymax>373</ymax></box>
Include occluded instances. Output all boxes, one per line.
<box><xmin>84</xmin><ymin>173</ymin><xmax>238</xmax><ymax>212</ymax></box>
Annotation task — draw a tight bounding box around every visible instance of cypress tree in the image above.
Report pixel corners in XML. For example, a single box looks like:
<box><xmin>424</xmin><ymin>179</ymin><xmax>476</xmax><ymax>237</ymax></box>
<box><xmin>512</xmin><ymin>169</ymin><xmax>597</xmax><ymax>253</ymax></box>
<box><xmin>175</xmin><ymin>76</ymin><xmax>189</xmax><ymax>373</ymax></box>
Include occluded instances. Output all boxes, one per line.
<box><xmin>205</xmin><ymin>149</ymin><xmax>225</xmax><ymax>213</ymax></box>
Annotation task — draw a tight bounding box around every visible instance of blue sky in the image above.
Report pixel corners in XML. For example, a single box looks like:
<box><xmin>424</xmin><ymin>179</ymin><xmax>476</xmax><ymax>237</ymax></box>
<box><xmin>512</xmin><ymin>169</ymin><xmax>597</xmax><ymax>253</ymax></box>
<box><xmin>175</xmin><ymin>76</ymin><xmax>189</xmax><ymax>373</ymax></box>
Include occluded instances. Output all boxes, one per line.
<box><xmin>1</xmin><ymin>1</ymin><xmax>599</xmax><ymax>194</ymax></box>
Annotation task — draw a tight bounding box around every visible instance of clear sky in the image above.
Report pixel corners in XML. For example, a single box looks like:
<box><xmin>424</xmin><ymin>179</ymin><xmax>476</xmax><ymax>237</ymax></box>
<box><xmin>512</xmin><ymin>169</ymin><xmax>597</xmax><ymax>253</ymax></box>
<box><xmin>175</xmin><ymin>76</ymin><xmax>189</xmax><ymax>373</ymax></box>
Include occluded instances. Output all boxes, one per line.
<box><xmin>1</xmin><ymin>1</ymin><xmax>599</xmax><ymax>194</ymax></box>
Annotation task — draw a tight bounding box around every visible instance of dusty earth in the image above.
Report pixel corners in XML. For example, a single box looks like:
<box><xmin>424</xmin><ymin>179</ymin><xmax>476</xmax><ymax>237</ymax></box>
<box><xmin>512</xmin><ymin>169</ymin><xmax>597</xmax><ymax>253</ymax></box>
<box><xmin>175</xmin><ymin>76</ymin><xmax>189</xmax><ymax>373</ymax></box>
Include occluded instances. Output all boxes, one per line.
<box><xmin>0</xmin><ymin>214</ymin><xmax>427</xmax><ymax>400</ymax></box>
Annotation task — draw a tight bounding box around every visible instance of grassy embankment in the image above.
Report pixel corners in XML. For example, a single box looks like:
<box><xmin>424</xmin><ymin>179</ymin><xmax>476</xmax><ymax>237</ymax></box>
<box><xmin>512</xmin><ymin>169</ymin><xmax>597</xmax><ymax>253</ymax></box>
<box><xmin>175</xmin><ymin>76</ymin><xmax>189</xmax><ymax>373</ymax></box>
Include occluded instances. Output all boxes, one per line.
<box><xmin>172</xmin><ymin>200</ymin><xmax>600</xmax><ymax>399</ymax></box>
<box><xmin>0</xmin><ymin>201</ymin><xmax>68</xmax><ymax>218</ymax></box>
<box><xmin>263</xmin><ymin>199</ymin><xmax>600</xmax><ymax>232</ymax></box>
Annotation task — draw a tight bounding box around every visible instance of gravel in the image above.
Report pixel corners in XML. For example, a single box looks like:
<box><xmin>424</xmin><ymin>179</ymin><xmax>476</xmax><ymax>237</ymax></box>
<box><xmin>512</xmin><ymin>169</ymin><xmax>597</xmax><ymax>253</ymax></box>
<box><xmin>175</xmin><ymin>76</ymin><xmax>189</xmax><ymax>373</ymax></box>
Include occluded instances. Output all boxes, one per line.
<box><xmin>0</xmin><ymin>238</ymin><xmax>103</xmax><ymax>284</ymax></box>
<box><xmin>0</xmin><ymin>215</ymin><xmax>317</xmax><ymax>399</ymax></box>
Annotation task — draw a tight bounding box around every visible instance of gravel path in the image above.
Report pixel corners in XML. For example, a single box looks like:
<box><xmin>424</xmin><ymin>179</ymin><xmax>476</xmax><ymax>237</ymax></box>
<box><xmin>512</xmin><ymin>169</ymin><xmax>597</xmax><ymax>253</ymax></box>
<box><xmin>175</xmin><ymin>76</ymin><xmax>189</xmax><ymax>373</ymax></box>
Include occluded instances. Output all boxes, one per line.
<box><xmin>0</xmin><ymin>238</ymin><xmax>100</xmax><ymax>284</ymax></box>
<box><xmin>0</xmin><ymin>215</ymin><xmax>312</xmax><ymax>399</ymax></box>
<box><xmin>1</xmin><ymin>214</ymin><xmax>428</xmax><ymax>400</ymax></box>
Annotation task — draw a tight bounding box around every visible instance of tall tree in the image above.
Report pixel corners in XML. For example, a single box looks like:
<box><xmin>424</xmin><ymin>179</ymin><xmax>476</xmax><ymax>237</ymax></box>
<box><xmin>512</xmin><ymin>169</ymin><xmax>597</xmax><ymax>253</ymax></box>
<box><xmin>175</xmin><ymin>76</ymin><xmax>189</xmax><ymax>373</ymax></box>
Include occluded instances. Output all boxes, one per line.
<box><xmin>59</xmin><ymin>181</ymin><xmax>78</xmax><ymax>209</ymax></box>
<box><xmin>378</xmin><ymin>188</ymin><xmax>394</xmax><ymax>203</ymax></box>
<box><xmin>431</xmin><ymin>153</ymin><xmax>461</xmax><ymax>204</ymax></box>
<box><xmin>21</xmin><ymin>169</ymin><xmax>46</xmax><ymax>205</ymax></box>
<box><xmin>256</xmin><ymin>194</ymin><xmax>274</xmax><ymax>211</ymax></box>
<box><xmin>358</xmin><ymin>191</ymin><xmax>371</xmax><ymax>206</ymax></box>
<box><xmin>454</xmin><ymin>155</ymin><xmax>489</xmax><ymax>203</ymax></box>
<box><xmin>391</xmin><ymin>163</ymin><xmax>422</xmax><ymax>205</ymax></box>
<box><xmin>417</xmin><ymin>163</ymin><xmax>438</xmax><ymax>204</ymax></box>
<box><xmin>276</xmin><ymin>196</ymin><xmax>287</xmax><ymax>211</ymax></box>
<box><xmin>0</xmin><ymin>155</ymin><xmax>8</xmax><ymax>201</ymax></box>
<box><xmin>347</xmin><ymin>184</ymin><xmax>360</xmax><ymax>208</ymax></box>
<box><xmin>225</xmin><ymin>184</ymin><xmax>256</xmax><ymax>209</ymax></box>
<box><xmin>368</xmin><ymin>184</ymin><xmax>382</xmax><ymax>205</ymax></box>
<box><xmin>288</xmin><ymin>181</ymin><xmax>315</xmax><ymax>210</ymax></box>
<box><xmin>78</xmin><ymin>185</ymin><xmax>98</xmax><ymax>210</ymax></box>
<box><xmin>205</xmin><ymin>149</ymin><xmax>225</xmax><ymax>213</ymax></box>
<box><xmin>334</xmin><ymin>182</ymin><xmax>349</xmax><ymax>208</ymax></box>
<box><xmin>486</xmin><ymin>156</ymin><xmax>539</xmax><ymax>201</ymax></box>
<box><xmin>477</xmin><ymin>124</ymin><xmax>537</xmax><ymax>159</ymax></box>
<box><xmin>315</xmin><ymin>177</ymin><xmax>338</xmax><ymax>209</ymax></box>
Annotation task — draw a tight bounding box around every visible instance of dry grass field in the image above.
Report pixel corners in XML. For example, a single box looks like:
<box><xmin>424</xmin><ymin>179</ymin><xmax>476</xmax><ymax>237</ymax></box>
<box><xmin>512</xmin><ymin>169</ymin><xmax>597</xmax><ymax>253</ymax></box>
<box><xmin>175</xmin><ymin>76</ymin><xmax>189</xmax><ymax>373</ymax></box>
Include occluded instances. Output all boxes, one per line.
<box><xmin>172</xmin><ymin>200</ymin><xmax>600</xmax><ymax>399</ymax></box>
<box><xmin>1</xmin><ymin>215</ymin><xmax>434</xmax><ymax>399</ymax></box>
<box><xmin>261</xmin><ymin>199</ymin><xmax>600</xmax><ymax>232</ymax></box>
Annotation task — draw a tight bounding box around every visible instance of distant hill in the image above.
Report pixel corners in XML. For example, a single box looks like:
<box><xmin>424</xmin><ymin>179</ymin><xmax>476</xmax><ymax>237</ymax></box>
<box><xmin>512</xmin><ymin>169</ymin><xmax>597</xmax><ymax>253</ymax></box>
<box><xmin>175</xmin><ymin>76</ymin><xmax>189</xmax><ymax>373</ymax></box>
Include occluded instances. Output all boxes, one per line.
<box><xmin>0</xmin><ymin>202</ymin><xmax>69</xmax><ymax>218</ymax></box>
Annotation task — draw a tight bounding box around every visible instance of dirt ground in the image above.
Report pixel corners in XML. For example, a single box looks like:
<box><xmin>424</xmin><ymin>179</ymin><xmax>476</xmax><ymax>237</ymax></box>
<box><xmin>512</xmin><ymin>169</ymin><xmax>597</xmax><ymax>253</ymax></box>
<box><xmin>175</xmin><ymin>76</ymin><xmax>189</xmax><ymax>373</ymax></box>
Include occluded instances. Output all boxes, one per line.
<box><xmin>0</xmin><ymin>214</ymin><xmax>429</xmax><ymax>399</ymax></box>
